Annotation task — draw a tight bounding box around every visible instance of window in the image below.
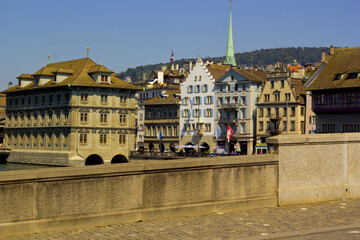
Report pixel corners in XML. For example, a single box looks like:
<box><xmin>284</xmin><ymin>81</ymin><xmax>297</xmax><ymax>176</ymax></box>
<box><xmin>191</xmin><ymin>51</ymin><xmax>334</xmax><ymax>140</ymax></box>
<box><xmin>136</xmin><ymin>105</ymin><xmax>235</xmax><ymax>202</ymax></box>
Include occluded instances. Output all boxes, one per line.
<box><xmin>309</xmin><ymin>116</ymin><xmax>316</xmax><ymax>124</ymax></box>
<box><xmin>100</xmin><ymin>114</ymin><xmax>107</xmax><ymax>123</ymax></box>
<box><xmin>291</xmin><ymin>107</ymin><xmax>296</xmax><ymax>116</ymax></box>
<box><xmin>56</xmin><ymin>113</ymin><xmax>61</xmax><ymax>123</ymax></box>
<box><xmin>64</xmin><ymin>93</ymin><xmax>69</xmax><ymax>103</ymax></box>
<box><xmin>203</xmin><ymin>84</ymin><xmax>208</xmax><ymax>92</ymax></box>
<box><xmin>8</xmin><ymin>99</ymin><xmax>13</xmax><ymax>107</ymax></box>
<box><xmin>242</xmin><ymin>109</ymin><xmax>246</xmax><ymax>119</ymax></box>
<box><xmin>101</xmin><ymin>95</ymin><xmax>108</xmax><ymax>103</ymax></box>
<box><xmin>259</xmin><ymin>108</ymin><xmax>264</xmax><ymax>117</ymax></box>
<box><xmin>333</xmin><ymin>74</ymin><xmax>342</xmax><ymax>80</ymax></box>
<box><xmin>231</xmin><ymin>75</ymin><xmax>234</xmax><ymax>80</ymax></box>
<box><xmin>80</xmin><ymin>134</ymin><xmax>87</xmax><ymax>144</ymax></box>
<box><xmin>27</xmin><ymin>97</ymin><xmax>31</xmax><ymax>105</ymax></box>
<box><xmin>283</xmin><ymin>107</ymin><xmax>287</xmax><ymax>117</ymax></box>
<box><xmin>49</xmin><ymin>95</ymin><xmax>53</xmax><ymax>105</ymax></box>
<box><xmin>206</xmin><ymin>109</ymin><xmax>212</xmax><ymax>117</ymax></box>
<box><xmin>264</xmin><ymin>94</ymin><xmax>270</xmax><ymax>102</ymax></box>
<box><xmin>194</xmin><ymin>109</ymin><xmax>200</xmax><ymax>117</ymax></box>
<box><xmin>120</xmin><ymin>96</ymin><xmax>127</xmax><ymax>104</ymax></box>
<box><xmin>322</xmin><ymin>124</ymin><xmax>335</xmax><ymax>133</ymax></box>
<box><xmin>271</xmin><ymin>81</ymin><xmax>274</xmax><ymax>88</ymax></box>
<box><xmin>183</xmin><ymin>110</ymin><xmax>190</xmax><ymax>117</ymax></box>
<box><xmin>188</xmin><ymin>85</ymin><xmax>193</xmax><ymax>93</ymax></box>
<box><xmin>48</xmin><ymin>113</ymin><xmax>53</xmax><ymax>123</ymax></box>
<box><xmin>119</xmin><ymin>135</ymin><xmax>126</xmax><ymax>144</ymax></box>
<box><xmin>64</xmin><ymin>113</ymin><xmax>69</xmax><ymax>123</ymax></box>
<box><xmin>227</xmin><ymin>85</ymin><xmax>231</xmax><ymax>92</ymax></box>
<box><xmin>56</xmin><ymin>94</ymin><xmax>61</xmax><ymax>104</ymax></box>
<box><xmin>15</xmin><ymin>98</ymin><xmax>18</xmax><ymax>106</ymax></box>
<box><xmin>291</xmin><ymin>121</ymin><xmax>295</xmax><ymax>131</ymax></box>
<box><xmin>242</xmin><ymin>84</ymin><xmax>246</xmax><ymax>91</ymax></box>
<box><xmin>63</xmin><ymin>134</ymin><xmax>69</xmax><ymax>145</ymax></box>
<box><xmin>35</xmin><ymin>96</ymin><xmax>38</xmax><ymax>105</ymax></box>
<box><xmin>119</xmin><ymin>114</ymin><xmax>126</xmax><ymax>124</ymax></box>
<box><xmin>259</xmin><ymin>121</ymin><xmax>264</xmax><ymax>131</ymax></box>
<box><xmin>241</xmin><ymin>96</ymin><xmax>246</xmax><ymax>105</ymax></box>
<box><xmin>21</xmin><ymin>97</ymin><xmax>25</xmax><ymax>106</ymax></box>
<box><xmin>281</xmin><ymin>80</ymin><xmax>284</xmax><ymax>88</ymax></box>
<box><xmin>267</xmin><ymin>108</ymin><xmax>271</xmax><ymax>116</ymax></box>
<box><xmin>275</xmin><ymin>108</ymin><xmax>280</xmax><ymax>118</ymax></box>
<box><xmin>199</xmin><ymin>76</ymin><xmax>202</xmax><ymax>81</ymax></box>
<box><xmin>100</xmin><ymin>134</ymin><xmax>107</xmax><ymax>144</ymax></box>
<box><xmin>195</xmin><ymin>96</ymin><xmax>200</xmax><ymax>104</ymax></box>
<box><xmin>174</xmin><ymin>126</ymin><xmax>178</xmax><ymax>136</ymax></box>
<box><xmin>274</xmin><ymin>92</ymin><xmax>280</xmax><ymax>101</ymax></box>
<box><xmin>184</xmin><ymin>97</ymin><xmax>189</xmax><ymax>105</ymax></box>
<box><xmin>235</xmin><ymin>84</ymin><xmax>238</xmax><ymax>91</ymax></box>
<box><xmin>42</xmin><ymin>96</ymin><xmax>46</xmax><ymax>105</ymax></box>
<box><xmin>80</xmin><ymin>113</ymin><xmax>88</xmax><ymax>122</ymax></box>
<box><xmin>283</xmin><ymin>121</ymin><xmax>287</xmax><ymax>131</ymax></box>
<box><xmin>218</xmin><ymin>97</ymin><xmax>223</xmax><ymax>105</ymax></box>
<box><xmin>195</xmin><ymin>76</ymin><xmax>197</xmax><ymax>81</ymax></box>
<box><xmin>301</xmin><ymin>107</ymin><xmax>305</xmax><ymax>116</ymax></box>
<box><xmin>346</xmin><ymin>73</ymin><xmax>358</xmax><ymax>80</ymax></box>
<box><xmin>101</xmin><ymin>75</ymin><xmax>108</xmax><ymax>82</ymax></box>
<box><xmin>195</xmin><ymin>85</ymin><xmax>200</xmax><ymax>93</ymax></box>
<box><xmin>285</xmin><ymin>93</ymin><xmax>291</xmax><ymax>101</ymax></box>
<box><xmin>205</xmin><ymin>123</ymin><xmax>211</xmax><ymax>131</ymax></box>
<box><xmin>342</xmin><ymin>124</ymin><xmax>360</xmax><ymax>132</ymax></box>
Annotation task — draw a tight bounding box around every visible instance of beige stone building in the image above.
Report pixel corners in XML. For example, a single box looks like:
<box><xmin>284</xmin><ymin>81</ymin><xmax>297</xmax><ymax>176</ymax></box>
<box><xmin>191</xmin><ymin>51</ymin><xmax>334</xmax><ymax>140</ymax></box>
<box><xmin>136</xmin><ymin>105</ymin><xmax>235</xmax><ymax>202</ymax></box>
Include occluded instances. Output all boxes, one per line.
<box><xmin>2</xmin><ymin>58</ymin><xmax>139</xmax><ymax>166</ymax></box>
<box><xmin>256</xmin><ymin>72</ymin><xmax>306</xmax><ymax>145</ymax></box>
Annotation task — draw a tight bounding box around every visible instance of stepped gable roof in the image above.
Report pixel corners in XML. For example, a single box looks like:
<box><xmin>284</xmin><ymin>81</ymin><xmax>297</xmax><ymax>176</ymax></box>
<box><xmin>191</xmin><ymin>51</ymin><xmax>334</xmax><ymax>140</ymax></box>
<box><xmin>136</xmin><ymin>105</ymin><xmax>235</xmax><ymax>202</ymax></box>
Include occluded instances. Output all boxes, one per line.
<box><xmin>17</xmin><ymin>74</ymin><xmax>34</xmax><ymax>79</ymax></box>
<box><xmin>142</xmin><ymin>89</ymin><xmax>181</xmax><ymax>105</ymax></box>
<box><xmin>206</xmin><ymin>64</ymin><xmax>231</xmax><ymax>80</ymax></box>
<box><xmin>2</xmin><ymin>58</ymin><xmax>140</xmax><ymax>93</ymax></box>
<box><xmin>307</xmin><ymin>47</ymin><xmax>360</xmax><ymax>91</ymax></box>
<box><xmin>290</xmin><ymin>78</ymin><xmax>306</xmax><ymax>105</ymax></box>
<box><xmin>231</xmin><ymin>68</ymin><xmax>267</xmax><ymax>82</ymax></box>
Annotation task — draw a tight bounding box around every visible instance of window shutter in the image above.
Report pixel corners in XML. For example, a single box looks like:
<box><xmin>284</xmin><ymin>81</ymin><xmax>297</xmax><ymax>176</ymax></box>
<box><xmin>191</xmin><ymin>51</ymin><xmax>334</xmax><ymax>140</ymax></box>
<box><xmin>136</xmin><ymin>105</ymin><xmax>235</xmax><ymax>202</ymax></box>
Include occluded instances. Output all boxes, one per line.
<box><xmin>181</xmin><ymin>110</ymin><xmax>184</xmax><ymax>117</ymax></box>
<box><xmin>199</xmin><ymin>97</ymin><xmax>202</xmax><ymax>104</ymax></box>
<box><xmin>199</xmin><ymin>110</ymin><xmax>201</xmax><ymax>117</ymax></box>
<box><xmin>192</xmin><ymin>109</ymin><xmax>195</xmax><ymax>116</ymax></box>
<box><xmin>204</xmin><ymin>109</ymin><xmax>206</xmax><ymax>116</ymax></box>
<box><xmin>211</xmin><ymin>96</ymin><xmax>214</xmax><ymax>104</ymax></box>
<box><xmin>204</xmin><ymin>96</ymin><xmax>206</xmax><ymax>104</ymax></box>
<box><xmin>187</xmin><ymin>86</ymin><xmax>189</xmax><ymax>93</ymax></box>
<box><xmin>181</xmin><ymin>98</ymin><xmax>184</xmax><ymax>105</ymax></box>
<box><xmin>211</xmin><ymin>109</ymin><xmax>213</xmax><ymax>117</ymax></box>
<box><xmin>201</xmin><ymin>85</ymin><xmax>203</xmax><ymax>92</ymax></box>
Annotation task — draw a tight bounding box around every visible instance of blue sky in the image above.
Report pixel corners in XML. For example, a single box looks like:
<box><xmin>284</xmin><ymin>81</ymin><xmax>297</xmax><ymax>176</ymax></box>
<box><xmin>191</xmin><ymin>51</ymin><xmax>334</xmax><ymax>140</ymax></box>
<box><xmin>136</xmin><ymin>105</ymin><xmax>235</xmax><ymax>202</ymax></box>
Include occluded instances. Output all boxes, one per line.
<box><xmin>0</xmin><ymin>0</ymin><xmax>359</xmax><ymax>90</ymax></box>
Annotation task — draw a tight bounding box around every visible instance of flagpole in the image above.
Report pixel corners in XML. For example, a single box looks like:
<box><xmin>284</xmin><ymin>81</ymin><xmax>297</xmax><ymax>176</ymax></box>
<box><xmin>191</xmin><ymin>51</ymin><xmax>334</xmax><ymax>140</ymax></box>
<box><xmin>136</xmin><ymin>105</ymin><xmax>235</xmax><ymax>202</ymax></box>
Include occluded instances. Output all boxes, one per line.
<box><xmin>197</xmin><ymin>100</ymin><xmax>200</xmax><ymax>158</ymax></box>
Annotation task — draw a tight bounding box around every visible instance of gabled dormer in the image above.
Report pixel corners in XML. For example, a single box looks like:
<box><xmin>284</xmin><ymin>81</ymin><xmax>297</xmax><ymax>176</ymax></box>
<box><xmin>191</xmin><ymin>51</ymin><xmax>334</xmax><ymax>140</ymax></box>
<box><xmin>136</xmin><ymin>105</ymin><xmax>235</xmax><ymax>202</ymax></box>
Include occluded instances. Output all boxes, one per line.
<box><xmin>51</xmin><ymin>68</ymin><xmax>74</xmax><ymax>83</ymax></box>
<box><xmin>17</xmin><ymin>74</ymin><xmax>34</xmax><ymax>88</ymax></box>
<box><xmin>89</xmin><ymin>64</ymin><xmax>113</xmax><ymax>84</ymax></box>
<box><xmin>32</xmin><ymin>67</ymin><xmax>56</xmax><ymax>86</ymax></box>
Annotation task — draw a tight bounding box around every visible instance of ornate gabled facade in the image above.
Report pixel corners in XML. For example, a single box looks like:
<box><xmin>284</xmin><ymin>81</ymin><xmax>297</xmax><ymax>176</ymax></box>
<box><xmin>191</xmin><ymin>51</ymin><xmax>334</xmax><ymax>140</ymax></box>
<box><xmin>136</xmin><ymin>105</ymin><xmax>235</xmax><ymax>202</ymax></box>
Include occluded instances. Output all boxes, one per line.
<box><xmin>215</xmin><ymin>68</ymin><xmax>266</xmax><ymax>154</ymax></box>
<box><xmin>179</xmin><ymin>58</ymin><xmax>226</xmax><ymax>152</ymax></box>
<box><xmin>306</xmin><ymin>46</ymin><xmax>360</xmax><ymax>133</ymax></box>
<box><xmin>2</xmin><ymin>58</ymin><xmax>139</xmax><ymax>166</ymax></box>
<box><xmin>256</xmin><ymin>72</ymin><xmax>306</xmax><ymax>145</ymax></box>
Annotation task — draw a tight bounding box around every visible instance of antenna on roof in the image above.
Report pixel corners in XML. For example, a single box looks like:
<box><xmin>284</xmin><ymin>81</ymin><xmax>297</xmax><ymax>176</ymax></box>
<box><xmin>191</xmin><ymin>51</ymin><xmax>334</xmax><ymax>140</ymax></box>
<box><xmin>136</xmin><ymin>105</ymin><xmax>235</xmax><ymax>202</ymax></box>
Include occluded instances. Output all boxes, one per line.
<box><xmin>44</xmin><ymin>62</ymin><xmax>46</xmax><ymax>67</ymax></box>
<box><xmin>47</xmin><ymin>54</ymin><xmax>50</xmax><ymax>65</ymax></box>
<box><xmin>87</xmin><ymin>46</ymin><xmax>90</xmax><ymax>58</ymax></box>
<box><xmin>100</xmin><ymin>60</ymin><xmax>102</xmax><ymax>66</ymax></box>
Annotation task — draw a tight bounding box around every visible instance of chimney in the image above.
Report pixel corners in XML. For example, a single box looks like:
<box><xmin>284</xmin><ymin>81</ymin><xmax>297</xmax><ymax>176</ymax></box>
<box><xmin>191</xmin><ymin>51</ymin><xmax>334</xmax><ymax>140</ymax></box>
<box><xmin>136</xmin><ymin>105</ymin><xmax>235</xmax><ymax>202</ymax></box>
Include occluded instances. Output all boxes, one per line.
<box><xmin>8</xmin><ymin>81</ymin><xmax>13</xmax><ymax>89</ymax></box>
<box><xmin>321</xmin><ymin>49</ymin><xmax>326</xmax><ymax>62</ymax></box>
<box><xmin>330</xmin><ymin>45</ymin><xmax>334</xmax><ymax>55</ymax></box>
<box><xmin>176</xmin><ymin>64</ymin><xmax>179</xmax><ymax>70</ymax></box>
<box><xmin>171</xmin><ymin>64</ymin><xmax>174</xmax><ymax>71</ymax></box>
<box><xmin>161</xmin><ymin>66</ymin><xmax>166</xmax><ymax>71</ymax></box>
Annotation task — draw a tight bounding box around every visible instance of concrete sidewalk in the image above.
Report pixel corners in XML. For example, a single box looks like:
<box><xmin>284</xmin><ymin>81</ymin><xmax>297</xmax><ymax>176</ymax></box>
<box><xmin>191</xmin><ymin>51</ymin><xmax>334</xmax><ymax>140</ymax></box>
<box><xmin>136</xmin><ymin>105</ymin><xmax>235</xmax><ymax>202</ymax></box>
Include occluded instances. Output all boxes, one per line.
<box><xmin>3</xmin><ymin>199</ymin><xmax>360</xmax><ymax>240</ymax></box>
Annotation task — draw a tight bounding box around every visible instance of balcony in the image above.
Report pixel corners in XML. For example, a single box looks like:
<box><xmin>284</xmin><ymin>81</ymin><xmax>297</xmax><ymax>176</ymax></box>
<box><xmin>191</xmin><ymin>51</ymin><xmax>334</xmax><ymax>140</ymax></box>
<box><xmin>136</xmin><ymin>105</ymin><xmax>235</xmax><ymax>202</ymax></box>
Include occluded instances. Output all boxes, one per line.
<box><xmin>218</xmin><ymin>103</ymin><xmax>238</xmax><ymax>109</ymax></box>
<box><xmin>217</xmin><ymin>118</ymin><xmax>239</xmax><ymax>124</ymax></box>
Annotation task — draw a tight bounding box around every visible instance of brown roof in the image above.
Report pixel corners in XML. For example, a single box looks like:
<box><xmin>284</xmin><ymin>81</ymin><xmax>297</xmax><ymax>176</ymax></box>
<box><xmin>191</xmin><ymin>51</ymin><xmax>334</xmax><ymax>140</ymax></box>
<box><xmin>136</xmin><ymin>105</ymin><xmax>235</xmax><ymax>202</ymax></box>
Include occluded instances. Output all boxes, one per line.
<box><xmin>290</xmin><ymin>78</ymin><xmax>306</xmax><ymax>104</ymax></box>
<box><xmin>142</xmin><ymin>89</ymin><xmax>181</xmax><ymax>105</ymax></box>
<box><xmin>2</xmin><ymin>58</ymin><xmax>140</xmax><ymax>93</ymax></box>
<box><xmin>17</xmin><ymin>74</ymin><xmax>34</xmax><ymax>79</ymax></box>
<box><xmin>307</xmin><ymin>47</ymin><xmax>360</xmax><ymax>91</ymax></box>
<box><xmin>231</xmin><ymin>68</ymin><xmax>267</xmax><ymax>82</ymax></box>
<box><xmin>0</xmin><ymin>94</ymin><xmax>6</xmax><ymax>107</ymax></box>
<box><xmin>88</xmin><ymin>65</ymin><xmax>113</xmax><ymax>74</ymax></box>
<box><xmin>206</xmin><ymin>64</ymin><xmax>231</xmax><ymax>80</ymax></box>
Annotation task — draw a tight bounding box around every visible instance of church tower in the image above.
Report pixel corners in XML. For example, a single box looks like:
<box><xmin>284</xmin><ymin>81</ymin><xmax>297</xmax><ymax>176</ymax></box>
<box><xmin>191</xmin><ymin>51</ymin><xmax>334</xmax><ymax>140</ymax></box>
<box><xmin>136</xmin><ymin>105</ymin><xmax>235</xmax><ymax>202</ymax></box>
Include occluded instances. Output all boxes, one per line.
<box><xmin>224</xmin><ymin>1</ymin><xmax>236</xmax><ymax>66</ymax></box>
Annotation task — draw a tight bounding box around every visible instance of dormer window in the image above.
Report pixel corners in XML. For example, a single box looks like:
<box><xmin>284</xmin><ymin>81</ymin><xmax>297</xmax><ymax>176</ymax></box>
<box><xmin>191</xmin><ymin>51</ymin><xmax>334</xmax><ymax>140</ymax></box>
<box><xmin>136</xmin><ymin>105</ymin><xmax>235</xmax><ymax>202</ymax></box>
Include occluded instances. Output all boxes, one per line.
<box><xmin>101</xmin><ymin>75</ymin><xmax>108</xmax><ymax>82</ymax></box>
<box><xmin>334</xmin><ymin>74</ymin><xmax>343</xmax><ymax>80</ymax></box>
<box><xmin>346</xmin><ymin>72</ymin><xmax>359</xmax><ymax>80</ymax></box>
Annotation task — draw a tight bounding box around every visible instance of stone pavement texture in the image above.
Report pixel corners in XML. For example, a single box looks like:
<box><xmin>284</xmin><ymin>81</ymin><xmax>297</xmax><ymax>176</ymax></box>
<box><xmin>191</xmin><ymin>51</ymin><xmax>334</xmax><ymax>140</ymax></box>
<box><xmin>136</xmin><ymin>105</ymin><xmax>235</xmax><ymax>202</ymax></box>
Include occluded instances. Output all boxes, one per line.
<box><xmin>3</xmin><ymin>199</ymin><xmax>360</xmax><ymax>240</ymax></box>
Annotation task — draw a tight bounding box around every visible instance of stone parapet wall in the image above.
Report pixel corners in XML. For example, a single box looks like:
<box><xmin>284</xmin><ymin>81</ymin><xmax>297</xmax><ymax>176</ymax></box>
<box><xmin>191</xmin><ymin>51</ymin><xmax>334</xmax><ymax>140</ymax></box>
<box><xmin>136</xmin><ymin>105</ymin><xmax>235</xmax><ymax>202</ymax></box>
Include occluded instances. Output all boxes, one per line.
<box><xmin>267</xmin><ymin>133</ymin><xmax>360</xmax><ymax>205</ymax></box>
<box><xmin>0</xmin><ymin>155</ymin><xmax>278</xmax><ymax>237</ymax></box>
<box><xmin>8</xmin><ymin>150</ymin><xmax>71</xmax><ymax>166</ymax></box>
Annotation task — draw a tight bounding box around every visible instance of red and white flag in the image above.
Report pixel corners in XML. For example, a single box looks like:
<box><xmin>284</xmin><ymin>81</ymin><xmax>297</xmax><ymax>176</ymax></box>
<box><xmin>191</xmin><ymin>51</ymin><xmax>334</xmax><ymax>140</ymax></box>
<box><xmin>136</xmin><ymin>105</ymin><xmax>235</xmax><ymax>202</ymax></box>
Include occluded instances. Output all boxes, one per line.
<box><xmin>227</xmin><ymin>125</ymin><xmax>233</xmax><ymax>143</ymax></box>
<box><xmin>170</xmin><ymin>50</ymin><xmax>174</xmax><ymax>65</ymax></box>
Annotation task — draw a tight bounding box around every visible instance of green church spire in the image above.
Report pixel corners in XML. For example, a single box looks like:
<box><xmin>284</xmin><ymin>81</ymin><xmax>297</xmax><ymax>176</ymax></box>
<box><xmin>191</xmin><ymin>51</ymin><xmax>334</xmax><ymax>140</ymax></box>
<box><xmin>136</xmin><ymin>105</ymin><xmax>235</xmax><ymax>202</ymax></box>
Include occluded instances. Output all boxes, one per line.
<box><xmin>224</xmin><ymin>1</ymin><xmax>236</xmax><ymax>66</ymax></box>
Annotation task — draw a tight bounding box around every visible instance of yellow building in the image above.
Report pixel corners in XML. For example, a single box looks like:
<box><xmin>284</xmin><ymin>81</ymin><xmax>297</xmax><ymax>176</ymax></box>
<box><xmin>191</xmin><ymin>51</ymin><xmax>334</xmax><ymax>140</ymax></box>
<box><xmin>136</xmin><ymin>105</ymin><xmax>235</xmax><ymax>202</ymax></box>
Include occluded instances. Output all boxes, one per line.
<box><xmin>2</xmin><ymin>58</ymin><xmax>139</xmax><ymax>166</ymax></box>
<box><xmin>256</xmin><ymin>72</ymin><xmax>306</xmax><ymax>145</ymax></box>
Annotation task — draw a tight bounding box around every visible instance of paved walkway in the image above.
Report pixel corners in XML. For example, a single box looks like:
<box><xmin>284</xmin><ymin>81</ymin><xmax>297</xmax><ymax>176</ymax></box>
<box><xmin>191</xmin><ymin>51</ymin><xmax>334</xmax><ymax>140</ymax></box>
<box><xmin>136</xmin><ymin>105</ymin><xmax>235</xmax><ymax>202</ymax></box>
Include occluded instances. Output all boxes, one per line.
<box><xmin>3</xmin><ymin>199</ymin><xmax>360</xmax><ymax>240</ymax></box>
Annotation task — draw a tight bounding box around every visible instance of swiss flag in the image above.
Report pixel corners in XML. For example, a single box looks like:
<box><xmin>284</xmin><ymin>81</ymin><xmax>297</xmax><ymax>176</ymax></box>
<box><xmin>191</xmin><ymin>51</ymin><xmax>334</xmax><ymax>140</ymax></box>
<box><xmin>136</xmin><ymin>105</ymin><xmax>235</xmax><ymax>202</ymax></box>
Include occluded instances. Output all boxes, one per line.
<box><xmin>227</xmin><ymin>125</ymin><xmax>233</xmax><ymax>143</ymax></box>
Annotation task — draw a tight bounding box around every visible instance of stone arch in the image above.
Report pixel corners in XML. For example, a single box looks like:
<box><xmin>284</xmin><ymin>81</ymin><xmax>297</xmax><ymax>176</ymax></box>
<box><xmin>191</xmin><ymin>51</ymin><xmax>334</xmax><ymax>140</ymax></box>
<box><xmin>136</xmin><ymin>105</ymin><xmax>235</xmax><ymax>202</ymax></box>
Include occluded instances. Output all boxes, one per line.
<box><xmin>111</xmin><ymin>154</ymin><xmax>128</xmax><ymax>164</ymax></box>
<box><xmin>169</xmin><ymin>143</ymin><xmax>175</xmax><ymax>152</ymax></box>
<box><xmin>148</xmin><ymin>143</ymin><xmax>154</xmax><ymax>152</ymax></box>
<box><xmin>159</xmin><ymin>143</ymin><xmax>165</xmax><ymax>152</ymax></box>
<box><xmin>85</xmin><ymin>154</ymin><xmax>104</xmax><ymax>166</ymax></box>
<box><xmin>200</xmin><ymin>142</ymin><xmax>210</xmax><ymax>152</ymax></box>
